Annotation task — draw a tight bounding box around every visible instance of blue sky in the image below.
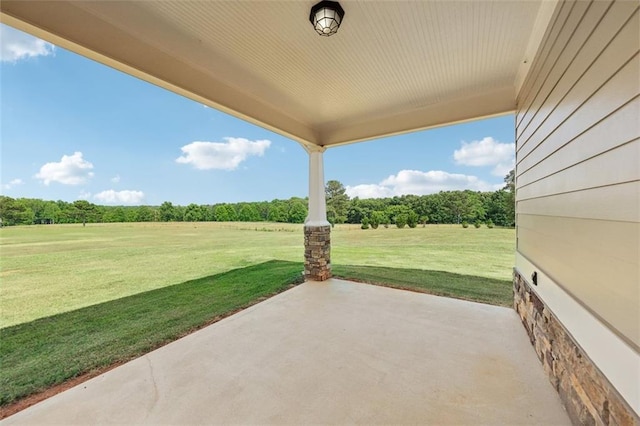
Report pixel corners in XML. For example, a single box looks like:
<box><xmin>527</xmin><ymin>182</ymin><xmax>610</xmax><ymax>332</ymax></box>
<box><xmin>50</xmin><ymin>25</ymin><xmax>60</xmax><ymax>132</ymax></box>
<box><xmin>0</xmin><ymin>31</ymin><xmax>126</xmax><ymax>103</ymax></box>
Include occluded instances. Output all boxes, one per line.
<box><xmin>1</xmin><ymin>24</ymin><xmax>515</xmax><ymax>206</ymax></box>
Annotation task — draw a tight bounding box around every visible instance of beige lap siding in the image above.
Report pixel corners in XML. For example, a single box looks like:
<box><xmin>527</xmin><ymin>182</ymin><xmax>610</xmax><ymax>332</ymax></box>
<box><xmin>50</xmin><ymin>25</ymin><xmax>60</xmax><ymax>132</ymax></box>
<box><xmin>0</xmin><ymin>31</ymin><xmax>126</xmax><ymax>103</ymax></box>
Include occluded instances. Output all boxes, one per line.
<box><xmin>515</xmin><ymin>0</ymin><xmax>640</xmax><ymax>417</ymax></box>
<box><xmin>515</xmin><ymin>0</ymin><xmax>639</xmax><ymax>350</ymax></box>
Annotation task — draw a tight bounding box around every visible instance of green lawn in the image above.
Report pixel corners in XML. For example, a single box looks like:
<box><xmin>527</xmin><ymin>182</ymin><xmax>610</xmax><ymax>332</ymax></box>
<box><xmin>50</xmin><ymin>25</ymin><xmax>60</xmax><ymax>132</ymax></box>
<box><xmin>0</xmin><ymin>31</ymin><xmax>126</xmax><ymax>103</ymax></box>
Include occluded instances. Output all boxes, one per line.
<box><xmin>0</xmin><ymin>261</ymin><xmax>304</xmax><ymax>407</ymax></box>
<box><xmin>1</xmin><ymin>222</ymin><xmax>304</xmax><ymax>328</ymax></box>
<box><xmin>0</xmin><ymin>222</ymin><xmax>514</xmax><ymax>408</ymax></box>
<box><xmin>1</xmin><ymin>222</ymin><xmax>514</xmax><ymax>328</ymax></box>
<box><xmin>332</xmin><ymin>265</ymin><xmax>512</xmax><ymax>307</ymax></box>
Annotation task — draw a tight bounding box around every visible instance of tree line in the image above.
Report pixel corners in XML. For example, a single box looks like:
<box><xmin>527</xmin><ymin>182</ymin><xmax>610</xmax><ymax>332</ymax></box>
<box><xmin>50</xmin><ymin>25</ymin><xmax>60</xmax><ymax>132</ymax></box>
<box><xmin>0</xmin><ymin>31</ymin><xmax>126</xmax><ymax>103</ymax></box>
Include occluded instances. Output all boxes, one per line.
<box><xmin>0</xmin><ymin>171</ymin><xmax>515</xmax><ymax>228</ymax></box>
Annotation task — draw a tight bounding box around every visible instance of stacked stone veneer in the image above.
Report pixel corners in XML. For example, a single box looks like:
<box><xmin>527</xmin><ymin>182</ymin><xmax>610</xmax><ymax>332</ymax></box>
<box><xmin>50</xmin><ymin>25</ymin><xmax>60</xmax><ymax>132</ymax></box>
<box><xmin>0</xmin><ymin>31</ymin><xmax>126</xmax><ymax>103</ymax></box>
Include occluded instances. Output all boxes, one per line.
<box><xmin>514</xmin><ymin>270</ymin><xmax>639</xmax><ymax>426</ymax></box>
<box><xmin>304</xmin><ymin>225</ymin><xmax>331</xmax><ymax>281</ymax></box>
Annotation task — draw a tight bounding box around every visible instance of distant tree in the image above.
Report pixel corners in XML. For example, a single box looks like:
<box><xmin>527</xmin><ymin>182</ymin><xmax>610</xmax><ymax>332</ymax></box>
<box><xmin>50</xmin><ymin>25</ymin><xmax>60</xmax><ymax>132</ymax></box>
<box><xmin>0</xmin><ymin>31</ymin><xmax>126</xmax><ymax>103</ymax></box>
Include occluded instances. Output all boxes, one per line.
<box><xmin>42</xmin><ymin>202</ymin><xmax>62</xmax><ymax>224</ymax></box>
<box><xmin>103</xmin><ymin>207</ymin><xmax>126</xmax><ymax>223</ymax></box>
<box><xmin>407</xmin><ymin>211</ymin><xmax>419</xmax><ymax>228</ymax></box>
<box><xmin>184</xmin><ymin>203</ymin><xmax>204</xmax><ymax>222</ymax></box>
<box><xmin>385</xmin><ymin>205</ymin><xmax>411</xmax><ymax>225</ymax></box>
<box><xmin>346</xmin><ymin>203</ymin><xmax>366</xmax><ymax>224</ymax></box>
<box><xmin>369</xmin><ymin>211</ymin><xmax>385</xmax><ymax>229</ymax></box>
<box><xmin>134</xmin><ymin>206</ymin><xmax>155</xmax><ymax>222</ymax></box>
<box><xmin>503</xmin><ymin>169</ymin><xmax>515</xmax><ymax>192</ymax></box>
<box><xmin>213</xmin><ymin>204</ymin><xmax>237</xmax><ymax>221</ymax></box>
<box><xmin>73</xmin><ymin>200</ymin><xmax>99</xmax><ymax>224</ymax></box>
<box><xmin>361</xmin><ymin>217</ymin><xmax>370</xmax><ymax>229</ymax></box>
<box><xmin>424</xmin><ymin>193</ymin><xmax>447</xmax><ymax>224</ymax></box>
<box><xmin>225</xmin><ymin>204</ymin><xmax>238</xmax><ymax>221</ymax></box>
<box><xmin>213</xmin><ymin>205</ymin><xmax>229</xmax><ymax>221</ymax></box>
<box><xmin>503</xmin><ymin>169</ymin><xmax>516</xmax><ymax>227</ymax></box>
<box><xmin>268</xmin><ymin>205</ymin><xmax>287</xmax><ymax>222</ymax></box>
<box><xmin>484</xmin><ymin>191</ymin><xmax>505</xmax><ymax>226</ymax></box>
<box><xmin>1</xmin><ymin>182</ymin><xmax>520</xmax><ymax>228</ymax></box>
<box><xmin>173</xmin><ymin>205</ymin><xmax>186</xmax><ymax>221</ymax></box>
<box><xmin>395</xmin><ymin>213</ymin><xmax>408</xmax><ymax>228</ymax></box>
<box><xmin>0</xmin><ymin>196</ymin><xmax>31</xmax><ymax>225</ymax></box>
<box><xmin>26</xmin><ymin>199</ymin><xmax>46</xmax><ymax>223</ymax></box>
<box><xmin>238</xmin><ymin>204</ymin><xmax>261</xmax><ymax>222</ymax></box>
<box><xmin>325</xmin><ymin>180</ymin><xmax>349</xmax><ymax>224</ymax></box>
<box><xmin>159</xmin><ymin>201</ymin><xmax>176</xmax><ymax>221</ymax></box>
<box><xmin>287</xmin><ymin>201</ymin><xmax>307</xmax><ymax>224</ymax></box>
<box><xmin>256</xmin><ymin>202</ymin><xmax>270</xmax><ymax>221</ymax></box>
<box><xmin>326</xmin><ymin>206</ymin><xmax>337</xmax><ymax>226</ymax></box>
<box><xmin>202</xmin><ymin>205</ymin><xmax>216</xmax><ymax>221</ymax></box>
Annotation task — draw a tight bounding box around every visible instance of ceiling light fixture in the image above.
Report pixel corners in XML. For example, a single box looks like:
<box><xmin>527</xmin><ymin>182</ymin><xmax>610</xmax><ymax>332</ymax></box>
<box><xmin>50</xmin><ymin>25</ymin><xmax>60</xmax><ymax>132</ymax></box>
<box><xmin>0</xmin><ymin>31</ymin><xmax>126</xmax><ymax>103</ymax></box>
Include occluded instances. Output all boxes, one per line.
<box><xmin>309</xmin><ymin>1</ymin><xmax>345</xmax><ymax>37</ymax></box>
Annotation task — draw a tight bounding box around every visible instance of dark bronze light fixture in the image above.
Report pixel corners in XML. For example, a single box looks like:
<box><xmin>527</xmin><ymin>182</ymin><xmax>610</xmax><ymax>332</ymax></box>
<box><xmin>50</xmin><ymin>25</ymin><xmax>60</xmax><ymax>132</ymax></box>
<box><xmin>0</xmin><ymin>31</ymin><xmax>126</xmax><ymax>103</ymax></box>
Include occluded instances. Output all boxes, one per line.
<box><xmin>309</xmin><ymin>1</ymin><xmax>345</xmax><ymax>37</ymax></box>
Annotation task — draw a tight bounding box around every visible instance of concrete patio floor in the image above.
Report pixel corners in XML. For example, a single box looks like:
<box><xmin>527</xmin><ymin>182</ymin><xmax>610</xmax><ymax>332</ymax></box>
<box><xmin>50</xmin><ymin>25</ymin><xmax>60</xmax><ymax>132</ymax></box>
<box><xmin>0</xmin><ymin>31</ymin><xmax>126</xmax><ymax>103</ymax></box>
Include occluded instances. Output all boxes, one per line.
<box><xmin>4</xmin><ymin>279</ymin><xmax>569</xmax><ymax>425</ymax></box>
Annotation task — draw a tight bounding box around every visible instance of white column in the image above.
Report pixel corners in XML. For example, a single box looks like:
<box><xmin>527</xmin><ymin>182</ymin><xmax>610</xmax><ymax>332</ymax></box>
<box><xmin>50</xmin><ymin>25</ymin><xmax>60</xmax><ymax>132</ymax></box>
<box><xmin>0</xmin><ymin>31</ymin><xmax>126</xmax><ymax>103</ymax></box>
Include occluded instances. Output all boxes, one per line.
<box><xmin>305</xmin><ymin>147</ymin><xmax>330</xmax><ymax>227</ymax></box>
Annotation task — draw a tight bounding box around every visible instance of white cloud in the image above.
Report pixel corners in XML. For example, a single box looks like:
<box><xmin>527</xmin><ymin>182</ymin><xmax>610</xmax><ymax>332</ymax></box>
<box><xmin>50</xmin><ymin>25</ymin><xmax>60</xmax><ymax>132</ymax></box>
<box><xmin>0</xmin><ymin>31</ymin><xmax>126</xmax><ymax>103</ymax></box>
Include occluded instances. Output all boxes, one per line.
<box><xmin>35</xmin><ymin>152</ymin><xmax>94</xmax><ymax>185</ymax></box>
<box><xmin>0</xmin><ymin>24</ymin><xmax>55</xmax><ymax>63</ymax></box>
<box><xmin>453</xmin><ymin>136</ymin><xmax>515</xmax><ymax>176</ymax></box>
<box><xmin>345</xmin><ymin>184</ymin><xmax>394</xmax><ymax>199</ymax></box>
<box><xmin>111</xmin><ymin>174</ymin><xmax>121</xmax><ymax>183</ymax></box>
<box><xmin>346</xmin><ymin>169</ymin><xmax>501</xmax><ymax>199</ymax></box>
<box><xmin>78</xmin><ymin>191</ymin><xmax>92</xmax><ymax>200</ymax></box>
<box><xmin>176</xmin><ymin>137</ymin><xmax>271</xmax><ymax>170</ymax></box>
<box><xmin>94</xmin><ymin>190</ymin><xmax>145</xmax><ymax>205</ymax></box>
<box><xmin>2</xmin><ymin>178</ymin><xmax>24</xmax><ymax>190</ymax></box>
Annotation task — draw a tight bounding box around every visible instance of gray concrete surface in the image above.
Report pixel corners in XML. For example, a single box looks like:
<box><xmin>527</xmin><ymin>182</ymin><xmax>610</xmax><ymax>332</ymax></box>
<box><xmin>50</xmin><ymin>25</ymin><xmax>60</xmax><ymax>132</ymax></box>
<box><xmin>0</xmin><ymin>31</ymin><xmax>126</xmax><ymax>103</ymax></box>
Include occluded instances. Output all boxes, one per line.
<box><xmin>4</xmin><ymin>279</ymin><xmax>570</xmax><ymax>425</ymax></box>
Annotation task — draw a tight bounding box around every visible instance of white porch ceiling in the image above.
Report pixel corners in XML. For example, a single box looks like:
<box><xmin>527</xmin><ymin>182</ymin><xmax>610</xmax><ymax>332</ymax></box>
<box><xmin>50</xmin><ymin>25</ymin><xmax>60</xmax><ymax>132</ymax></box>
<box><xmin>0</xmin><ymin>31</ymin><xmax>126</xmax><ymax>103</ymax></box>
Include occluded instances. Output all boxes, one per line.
<box><xmin>0</xmin><ymin>1</ymin><xmax>555</xmax><ymax>148</ymax></box>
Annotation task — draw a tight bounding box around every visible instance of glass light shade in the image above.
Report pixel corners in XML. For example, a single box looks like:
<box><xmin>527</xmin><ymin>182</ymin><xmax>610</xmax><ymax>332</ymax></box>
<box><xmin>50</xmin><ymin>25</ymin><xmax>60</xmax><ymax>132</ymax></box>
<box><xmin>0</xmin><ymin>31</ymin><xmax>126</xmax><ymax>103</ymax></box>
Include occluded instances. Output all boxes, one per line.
<box><xmin>309</xmin><ymin>1</ymin><xmax>345</xmax><ymax>37</ymax></box>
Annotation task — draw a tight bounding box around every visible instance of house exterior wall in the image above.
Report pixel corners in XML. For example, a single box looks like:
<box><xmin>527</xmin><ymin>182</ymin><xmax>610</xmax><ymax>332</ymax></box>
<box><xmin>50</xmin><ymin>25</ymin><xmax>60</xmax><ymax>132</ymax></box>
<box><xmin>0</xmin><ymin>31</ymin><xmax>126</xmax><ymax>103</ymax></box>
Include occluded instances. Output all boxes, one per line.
<box><xmin>515</xmin><ymin>0</ymin><xmax>639</xmax><ymax>419</ymax></box>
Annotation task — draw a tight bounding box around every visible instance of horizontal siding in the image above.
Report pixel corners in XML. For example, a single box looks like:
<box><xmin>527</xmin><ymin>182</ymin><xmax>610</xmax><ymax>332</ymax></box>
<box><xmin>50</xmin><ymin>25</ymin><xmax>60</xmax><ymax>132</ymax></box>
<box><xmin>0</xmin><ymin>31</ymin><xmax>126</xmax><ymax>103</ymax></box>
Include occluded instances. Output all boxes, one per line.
<box><xmin>518</xmin><ymin>139</ymin><xmax>639</xmax><ymax>200</ymax></box>
<box><xmin>516</xmin><ymin>1</ymin><xmax>576</xmax><ymax>129</ymax></box>
<box><xmin>516</xmin><ymin>1</ymin><xmax>605</xmax><ymax>138</ymax></box>
<box><xmin>518</xmin><ymin>96</ymin><xmax>639</xmax><ymax>188</ymax></box>
<box><xmin>518</xmin><ymin>214</ymin><xmax>640</xmax><ymax>348</ymax></box>
<box><xmin>517</xmin><ymin>54</ymin><xmax>638</xmax><ymax>174</ymax></box>
<box><xmin>516</xmin><ymin>0</ymin><xmax>640</xmax><ymax>349</ymax></box>
<box><xmin>517</xmin><ymin>1</ymin><xmax>637</xmax><ymax>149</ymax></box>
<box><xmin>517</xmin><ymin>181</ymin><xmax>640</xmax><ymax>223</ymax></box>
<box><xmin>519</xmin><ymin>10</ymin><xmax>639</xmax><ymax>166</ymax></box>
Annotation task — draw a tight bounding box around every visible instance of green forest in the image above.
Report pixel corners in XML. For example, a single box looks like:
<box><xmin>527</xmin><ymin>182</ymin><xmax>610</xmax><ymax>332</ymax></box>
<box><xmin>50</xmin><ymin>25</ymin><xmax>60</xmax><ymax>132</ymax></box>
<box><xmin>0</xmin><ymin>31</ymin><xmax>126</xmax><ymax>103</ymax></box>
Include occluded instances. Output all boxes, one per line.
<box><xmin>0</xmin><ymin>173</ymin><xmax>515</xmax><ymax>228</ymax></box>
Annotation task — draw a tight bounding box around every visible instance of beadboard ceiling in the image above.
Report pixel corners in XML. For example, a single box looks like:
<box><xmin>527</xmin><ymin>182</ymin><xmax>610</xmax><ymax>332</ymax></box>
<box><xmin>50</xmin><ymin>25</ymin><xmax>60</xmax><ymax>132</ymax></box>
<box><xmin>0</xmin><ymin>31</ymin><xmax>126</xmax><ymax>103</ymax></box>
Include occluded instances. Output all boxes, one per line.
<box><xmin>0</xmin><ymin>1</ymin><xmax>556</xmax><ymax>148</ymax></box>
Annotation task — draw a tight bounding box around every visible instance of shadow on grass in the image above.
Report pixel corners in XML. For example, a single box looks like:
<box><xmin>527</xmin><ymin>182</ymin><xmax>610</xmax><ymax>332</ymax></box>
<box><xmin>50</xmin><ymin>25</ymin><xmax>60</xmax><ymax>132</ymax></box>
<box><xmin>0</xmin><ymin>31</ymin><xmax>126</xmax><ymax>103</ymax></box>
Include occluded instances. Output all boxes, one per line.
<box><xmin>333</xmin><ymin>264</ymin><xmax>512</xmax><ymax>308</ymax></box>
<box><xmin>0</xmin><ymin>260</ymin><xmax>304</xmax><ymax>409</ymax></box>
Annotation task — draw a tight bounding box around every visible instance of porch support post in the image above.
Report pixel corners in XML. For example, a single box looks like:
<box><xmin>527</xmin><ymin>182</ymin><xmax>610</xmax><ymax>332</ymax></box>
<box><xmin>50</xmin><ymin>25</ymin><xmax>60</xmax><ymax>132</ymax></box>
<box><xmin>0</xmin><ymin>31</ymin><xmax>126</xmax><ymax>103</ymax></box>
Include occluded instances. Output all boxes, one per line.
<box><xmin>304</xmin><ymin>146</ymin><xmax>331</xmax><ymax>281</ymax></box>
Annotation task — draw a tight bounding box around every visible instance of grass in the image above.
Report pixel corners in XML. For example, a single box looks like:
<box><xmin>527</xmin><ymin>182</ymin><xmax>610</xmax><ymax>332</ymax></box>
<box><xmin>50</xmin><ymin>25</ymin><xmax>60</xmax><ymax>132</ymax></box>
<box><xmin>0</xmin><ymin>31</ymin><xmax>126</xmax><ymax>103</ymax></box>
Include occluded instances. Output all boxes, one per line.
<box><xmin>333</xmin><ymin>265</ymin><xmax>512</xmax><ymax>307</ymax></box>
<box><xmin>331</xmin><ymin>224</ymin><xmax>514</xmax><ymax>281</ymax></box>
<box><xmin>1</xmin><ymin>222</ymin><xmax>514</xmax><ymax>328</ymax></box>
<box><xmin>1</xmin><ymin>222</ymin><xmax>304</xmax><ymax>328</ymax></box>
<box><xmin>0</xmin><ymin>260</ymin><xmax>304</xmax><ymax>407</ymax></box>
<box><xmin>0</xmin><ymin>222</ymin><xmax>515</xmax><ymax>408</ymax></box>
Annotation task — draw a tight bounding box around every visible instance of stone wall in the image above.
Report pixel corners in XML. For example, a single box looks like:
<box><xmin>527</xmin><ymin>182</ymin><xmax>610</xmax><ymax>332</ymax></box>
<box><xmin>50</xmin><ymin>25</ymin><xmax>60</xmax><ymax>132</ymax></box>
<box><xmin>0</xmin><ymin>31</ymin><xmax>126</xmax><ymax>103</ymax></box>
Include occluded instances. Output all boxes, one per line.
<box><xmin>304</xmin><ymin>225</ymin><xmax>331</xmax><ymax>281</ymax></box>
<box><xmin>514</xmin><ymin>270</ymin><xmax>639</xmax><ymax>426</ymax></box>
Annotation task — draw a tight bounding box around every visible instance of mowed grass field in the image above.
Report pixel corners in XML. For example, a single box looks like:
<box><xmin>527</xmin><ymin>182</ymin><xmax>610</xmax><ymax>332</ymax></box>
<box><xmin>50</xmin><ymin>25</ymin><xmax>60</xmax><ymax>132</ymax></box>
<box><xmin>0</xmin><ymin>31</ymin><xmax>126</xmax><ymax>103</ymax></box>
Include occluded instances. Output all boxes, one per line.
<box><xmin>1</xmin><ymin>222</ymin><xmax>514</xmax><ymax>328</ymax></box>
<box><xmin>0</xmin><ymin>222</ymin><xmax>514</xmax><ymax>409</ymax></box>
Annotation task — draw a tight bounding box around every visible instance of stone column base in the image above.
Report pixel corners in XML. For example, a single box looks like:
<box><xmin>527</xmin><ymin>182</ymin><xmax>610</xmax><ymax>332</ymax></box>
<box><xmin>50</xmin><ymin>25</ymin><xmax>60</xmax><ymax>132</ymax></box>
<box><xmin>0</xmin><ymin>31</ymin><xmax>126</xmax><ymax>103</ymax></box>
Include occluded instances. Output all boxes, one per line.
<box><xmin>304</xmin><ymin>225</ymin><xmax>331</xmax><ymax>281</ymax></box>
<box><xmin>514</xmin><ymin>270</ymin><xmax>638</xmax><ymax>425</ymax></box>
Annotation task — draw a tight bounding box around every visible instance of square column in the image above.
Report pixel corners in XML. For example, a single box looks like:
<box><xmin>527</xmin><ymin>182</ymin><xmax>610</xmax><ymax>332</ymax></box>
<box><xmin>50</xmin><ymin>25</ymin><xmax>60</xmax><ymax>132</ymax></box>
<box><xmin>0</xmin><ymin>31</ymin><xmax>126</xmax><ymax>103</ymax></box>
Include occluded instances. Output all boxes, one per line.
<box><xmin>304</xmin><ymin>148</ymin><xmax>331</xmax><ymax>281</ymax></box>
<box><xmin>304</xmin><ymin>225</ymin><xmax>331</xmax><ymax>281</ymax></box>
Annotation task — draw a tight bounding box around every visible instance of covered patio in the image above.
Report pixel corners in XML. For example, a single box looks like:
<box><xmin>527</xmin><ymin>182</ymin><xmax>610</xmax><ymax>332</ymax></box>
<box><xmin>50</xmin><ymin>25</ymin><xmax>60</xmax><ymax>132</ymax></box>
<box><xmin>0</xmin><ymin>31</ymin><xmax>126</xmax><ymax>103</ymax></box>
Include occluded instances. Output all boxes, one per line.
<box><xmin>1</xmin><ymin>0</ymin><xmax>638</xmax><ymax>424</ymax></box>
<box><xmin>3</xmin><ymin>279</ymin><xmax>568</xmax><ymax>425</ymax></box>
